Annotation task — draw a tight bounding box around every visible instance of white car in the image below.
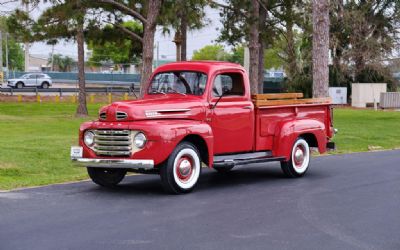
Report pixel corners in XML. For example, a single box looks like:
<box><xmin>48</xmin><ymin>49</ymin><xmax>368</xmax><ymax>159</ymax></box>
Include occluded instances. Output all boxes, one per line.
<box><xmin>7</xmin><ymin>73</ymin><xmax>52</xmax><ymax>89</ymax></box>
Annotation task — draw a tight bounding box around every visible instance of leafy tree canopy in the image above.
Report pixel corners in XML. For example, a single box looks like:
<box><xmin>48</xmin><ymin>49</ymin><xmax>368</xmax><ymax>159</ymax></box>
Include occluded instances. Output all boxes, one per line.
<box><xmin>87</xmin><ymin>21</ymin><xmax>142</xmax><ymax>67</ymax></box>
<box><xmin>191</xmin><ymin>44</ymin><xmax>231</xmax><ymax>61</ymax></box>
<box><xmin>159</xmin><ymin>0</ymin><xmax>209</xmax><ymax>34</ymax></box>
<box><xmin>48</xmin><ymin>54</ymin><xmax>75</xmax><ymax>72</ymax></box>
<box><xmin>0</xmin><ymin>16</ymin><xmax>25</xmax><ymax>71</ymax></box>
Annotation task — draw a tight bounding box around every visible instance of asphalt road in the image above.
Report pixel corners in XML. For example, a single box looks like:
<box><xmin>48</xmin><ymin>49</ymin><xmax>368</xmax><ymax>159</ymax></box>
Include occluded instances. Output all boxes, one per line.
<box><xmin>1</xmin><ymin>150</ymin><xmax>400</xmax><ymax>250</ymax></box>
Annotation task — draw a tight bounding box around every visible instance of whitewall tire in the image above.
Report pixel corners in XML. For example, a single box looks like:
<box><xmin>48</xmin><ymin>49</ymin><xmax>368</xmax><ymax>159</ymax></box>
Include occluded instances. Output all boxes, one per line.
<box><xmin>160</xmin><ymin>142</ymin><xmax>201</xmax><ymax>194</ymax></box>
<box><xmin>281</xmin><ymin>138</ymin><xmax>311</xmax><ymax>178</ymax></box>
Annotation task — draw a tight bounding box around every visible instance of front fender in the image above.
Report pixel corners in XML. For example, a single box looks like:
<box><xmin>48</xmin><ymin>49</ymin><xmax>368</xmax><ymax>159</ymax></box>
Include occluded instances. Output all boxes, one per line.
<box><xmin>273</xmin><ymin>119</ymin><xmax>327</xmax><ymax>161</ymax></box>
<box><xmin>133</xmin><ymin>120</ymin><xmax>214</xmax><ymax>166</ymax></box>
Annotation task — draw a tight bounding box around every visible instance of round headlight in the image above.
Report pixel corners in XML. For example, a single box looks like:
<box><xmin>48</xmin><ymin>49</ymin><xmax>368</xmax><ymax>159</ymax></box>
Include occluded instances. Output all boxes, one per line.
<box><xmin>84</xmin><ymin>131</ymin><xmax>95</xmax><ymax>147</ymax></box>
<box><xmin>134</xmin><ymin>132</ymin><xmax>147</xmax><ymax>149</ymax></box>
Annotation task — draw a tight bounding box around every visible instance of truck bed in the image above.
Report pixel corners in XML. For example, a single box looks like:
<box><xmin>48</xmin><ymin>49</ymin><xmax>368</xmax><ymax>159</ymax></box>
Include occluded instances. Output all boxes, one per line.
<box><xmin>252</xmin><ymin>93</ymin><xmax>332</xmax><ymax>152</ymax></box>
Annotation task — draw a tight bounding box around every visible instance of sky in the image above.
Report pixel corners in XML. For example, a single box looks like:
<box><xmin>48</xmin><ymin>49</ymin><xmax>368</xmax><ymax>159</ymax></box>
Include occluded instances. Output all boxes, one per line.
<box><xmin>0</xmin><ymin>1</ymin><xmax>223</xmax><ymax>60</ymax></box>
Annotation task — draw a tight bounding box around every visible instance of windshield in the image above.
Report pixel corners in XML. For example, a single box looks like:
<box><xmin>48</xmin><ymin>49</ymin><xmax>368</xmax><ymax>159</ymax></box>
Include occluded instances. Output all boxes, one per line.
<box><xmin>148</xmin><ymin>71</ymin><xmax>207</xmax><ymax>96</ymax></box>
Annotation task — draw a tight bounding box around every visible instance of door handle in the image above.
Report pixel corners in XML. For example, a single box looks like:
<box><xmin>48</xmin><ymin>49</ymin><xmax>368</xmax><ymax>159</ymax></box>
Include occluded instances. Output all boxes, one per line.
<box><xmin>243</xmin><ymin>106</ymin><xmax>252</xmax><ymax>109</ymax></box>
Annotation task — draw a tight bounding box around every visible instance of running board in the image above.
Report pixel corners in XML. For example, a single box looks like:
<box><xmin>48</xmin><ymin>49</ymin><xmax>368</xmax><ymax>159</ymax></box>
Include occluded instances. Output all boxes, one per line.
<box><xmin>213</xmin><ymin>156</ymin><xmax>285</xmax><ymax>168</ymax></box>
<box><xmin>214</xmin><ymin>151</ymin><xmax>272</xmax><ymax>162</ymax></box>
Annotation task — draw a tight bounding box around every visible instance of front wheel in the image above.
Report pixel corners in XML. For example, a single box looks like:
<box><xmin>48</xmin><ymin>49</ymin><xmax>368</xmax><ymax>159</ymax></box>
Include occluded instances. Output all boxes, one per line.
<box><xmin>160</xmin><ymin>142</ymin><xmax>201</xmax><ymax>194</ymax></box>
<box><xmin>280</xmin><ymin>138</ymin><xmax>310</xmax><ymax>178</ymax></box>
<box><xmin>87</xmin><ymin>168</ymin><xmax>127</xmax><ymax>187</ymax></box>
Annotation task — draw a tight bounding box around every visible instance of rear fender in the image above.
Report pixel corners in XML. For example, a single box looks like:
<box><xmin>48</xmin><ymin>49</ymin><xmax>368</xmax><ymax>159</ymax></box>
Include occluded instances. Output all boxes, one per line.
<box><xmin>273</xmin><ymin>119</ymin><xmax>327</xmax><ymax>161</ymax></box>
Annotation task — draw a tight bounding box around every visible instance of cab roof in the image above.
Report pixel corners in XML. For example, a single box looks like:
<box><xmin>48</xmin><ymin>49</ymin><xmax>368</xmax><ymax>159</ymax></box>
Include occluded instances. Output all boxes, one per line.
<box><xmin>154</xmin><ymin>61</ymin><xmax>246</xmax><ymax>74</ymax></box>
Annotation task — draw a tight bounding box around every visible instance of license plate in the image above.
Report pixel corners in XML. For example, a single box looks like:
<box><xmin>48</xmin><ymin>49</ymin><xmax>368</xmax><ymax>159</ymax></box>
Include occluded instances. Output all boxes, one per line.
<box><xmin>70</xmin><ymin>146</ymin><xmax>83</xmax><ymax>159</ymax></box>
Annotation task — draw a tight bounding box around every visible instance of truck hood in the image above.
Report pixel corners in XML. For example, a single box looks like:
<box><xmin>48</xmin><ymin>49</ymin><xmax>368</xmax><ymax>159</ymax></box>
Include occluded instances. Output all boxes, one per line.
<box><xmin>98</xmin><ymin>95</ymin><xmax>207</xmax><ymax>122</ymax></box>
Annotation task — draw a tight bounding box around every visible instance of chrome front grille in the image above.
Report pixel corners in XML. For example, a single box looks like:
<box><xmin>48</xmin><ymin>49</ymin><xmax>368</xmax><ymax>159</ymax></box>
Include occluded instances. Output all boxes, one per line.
<box><xmin>116</xmin><ymin>111</ymin><xmax>128</xmax><ymax>120</ymax></box>
<box><xmin>99</xmin><ymin>112</ymin><xmax>107</xmax><ymax>120</ymax></box>
<box><xmin>93</xmin><ymin>130</ymin><xmax>132</xmax><ymax>156</ymax></box>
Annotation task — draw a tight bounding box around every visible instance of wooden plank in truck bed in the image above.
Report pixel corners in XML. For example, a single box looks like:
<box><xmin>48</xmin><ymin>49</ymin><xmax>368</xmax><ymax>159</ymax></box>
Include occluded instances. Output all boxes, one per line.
<box><xmin>253</xmin><ymin>97</ymin><xmax>332</xmax><ymax>107</ymax></box>
<box><xmin>252</xmin><ymin>93</ymin><xmax>304</xmax><ymax>100</ymax></box>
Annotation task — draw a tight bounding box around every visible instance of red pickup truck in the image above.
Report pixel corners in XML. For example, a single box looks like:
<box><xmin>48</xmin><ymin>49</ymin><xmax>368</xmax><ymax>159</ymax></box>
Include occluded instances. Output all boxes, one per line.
<box><xmin>71</xmin><ymin>61</ymin><xmax>335</xmax><ymax>194</ymax></box>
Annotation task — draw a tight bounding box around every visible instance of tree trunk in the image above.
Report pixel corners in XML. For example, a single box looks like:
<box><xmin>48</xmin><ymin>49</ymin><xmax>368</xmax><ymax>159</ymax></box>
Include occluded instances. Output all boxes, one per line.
<box><xmin>332</xmin><ymin>0</ymin><xmax>344</xmax><ymax>72</ymax></box>
<box><xmin>258</xmin><ymin>4</ymin><xmax>267</xmax><ymax>94</ymax></box>
<box><xmin>286</xmin><ymin>3</ymin><xmax>298</xmax><ymax>82</ymax></box>
<box><xmin>258</xmin><ymin>41</ymin><xmax>265</xmax><ymax>93</ymax></box>
<box><xmin>75</xmin><ymin>19</ymin><xmax>88</xmax><ymax>117</ymax></box>
<box><xmin>354</xmin><ymin>55</ymin><xmax>366</xmax><ymax>81</ymax></box>
<box><xmin>173</xmin><ymin>31</ymin><xmax>182</xmax><ymax>61</ymax></box>
<box><xmin>180</xmin><ymin>13</ymin><xmax>188</xmax><ymax>61</ymax></box>
<box><xmin>248</xmin><ymin>0</ymin><xmax>260</xmax><ymax>95</ymax></box>
<box><xmin>140</xmin><ymin>0</ymin><xmax>162</xmax><ymax>97</ymax></box>
<box><xmin>312</xmin><ymin>0</ymin><xmax>330</xmax><ymax>98</ymax></box>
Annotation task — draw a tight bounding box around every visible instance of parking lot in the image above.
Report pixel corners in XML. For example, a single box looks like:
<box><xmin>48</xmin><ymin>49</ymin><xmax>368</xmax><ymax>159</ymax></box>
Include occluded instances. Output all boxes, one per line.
<box><xmin>1</xmin><ymin>150</ymin><xmax>399</xmax><ymax>250</ymax></box>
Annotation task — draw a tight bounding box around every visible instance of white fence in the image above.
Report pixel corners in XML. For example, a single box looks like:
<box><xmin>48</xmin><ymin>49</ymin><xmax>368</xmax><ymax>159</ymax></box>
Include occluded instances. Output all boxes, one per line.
<box><xmin>380</xmin><ymin>92</ymin><xmax>400</xmax><ymax>109</ymax></box>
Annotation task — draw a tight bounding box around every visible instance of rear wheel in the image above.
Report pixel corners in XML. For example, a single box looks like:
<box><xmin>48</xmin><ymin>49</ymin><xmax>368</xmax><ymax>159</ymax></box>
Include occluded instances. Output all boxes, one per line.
<box><xmin>41</xmin><ymin>82</ymin><xmax>50</xmax><ymax>89</ymax></box>
<box><xmin>160</xmin><ymin>142</ymin><xmax>201</xmax><ymax>194</ymax></box>
<box><xmin>280</xmin><ymin>138</ymin><xmax>310</xmax><ymax>178</ymax></box>
<box><xmin>87</xmin><ymin>168</ymin><xmax>127</xmax><ymax>187</ymax></box>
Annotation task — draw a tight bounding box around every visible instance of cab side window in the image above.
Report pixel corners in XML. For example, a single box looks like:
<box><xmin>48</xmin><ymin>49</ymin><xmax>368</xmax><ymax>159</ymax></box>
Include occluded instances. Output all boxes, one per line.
<box><xmin>212</xmin><ymin>73</ymin><xmax>245</xmax><ymax>97</ymax></box>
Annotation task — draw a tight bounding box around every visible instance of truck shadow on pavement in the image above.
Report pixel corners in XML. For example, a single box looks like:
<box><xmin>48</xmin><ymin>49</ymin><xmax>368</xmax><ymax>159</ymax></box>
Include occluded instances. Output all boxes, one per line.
<box><xmin>93</xmin><ymin>163</ymin><xmax>326</xmax><ymax>196</ymax></box>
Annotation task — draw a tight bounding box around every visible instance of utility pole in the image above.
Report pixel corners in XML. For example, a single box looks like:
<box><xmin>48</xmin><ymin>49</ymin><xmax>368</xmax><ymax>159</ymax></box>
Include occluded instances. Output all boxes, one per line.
<box><xmin>5</xmin><ymin>33</ymin><xmax>9</xmax><ymax>72</ymax></box>
<box><xmin>24</xmin><ymin>3</ymin><xmax>30</xmax><ymax>72</ymax></box>
<box><xmin>0</xmin><ymin>31</ymin><xmax>3</xmax><ymax>84</ymax></box>
<box><xmin>51</xmin><ymin>43</ymin><xmax>55</xmax><ymax>71</ymax></box>
<box><xmin>156</xmin><ymin>41</ymin><xmax>159</xmax><ymax>68</ymax></box>
<box><xmin>0</xmin><ymin>31</ymin><xmax>3</xmax><ymax>71</ymax></box>
<box><xmin>244</xmin><ymin>46</ymin><xmax>250</xmax><ymax>73</ymax></box>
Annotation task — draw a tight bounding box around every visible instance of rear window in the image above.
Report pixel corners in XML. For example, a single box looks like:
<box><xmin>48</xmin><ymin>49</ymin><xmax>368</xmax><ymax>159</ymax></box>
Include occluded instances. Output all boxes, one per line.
<box><xmin>212</xmin><ymin>73</ymin><xmax>245</xmax><ymax>97</ymax></box>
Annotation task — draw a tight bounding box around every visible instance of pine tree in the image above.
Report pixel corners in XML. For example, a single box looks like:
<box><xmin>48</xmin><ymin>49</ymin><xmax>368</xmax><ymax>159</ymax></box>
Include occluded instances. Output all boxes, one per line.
<box><xmin>34</xmin><ymin>0</ymin><xmax>94</xmax><ymax>116</ymax></box>
<box><xmin>214</xmin><ymin>0</ymin><xmax>271</xmax><ymax>94</ymax></box>
<box><xmin>96</xmin><ymin>0</ymin><xmax>162</xmax><ymax>96</ymax></box>
<box><xmin>312</xmin><ymin>0</ymin><xmax>330</xmax><ymax>98</ymax></box>
<box><xmin>159</xmin><ymin>0</ymin><xmax>208</xmax><ymax>61</ymax></box>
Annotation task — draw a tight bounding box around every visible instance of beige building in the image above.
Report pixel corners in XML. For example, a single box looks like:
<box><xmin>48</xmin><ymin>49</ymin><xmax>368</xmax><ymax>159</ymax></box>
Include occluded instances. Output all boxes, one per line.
<box><xmin>27</xmin><ymin>54</ymin><xmax>50</xmax><ymax>72</ymax></box>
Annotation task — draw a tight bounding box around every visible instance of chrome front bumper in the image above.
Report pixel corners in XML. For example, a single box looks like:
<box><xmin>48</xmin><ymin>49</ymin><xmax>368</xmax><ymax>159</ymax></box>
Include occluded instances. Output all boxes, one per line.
<box><xmin>72</xmin><ymin>158</ymin><xmax>155</xmax><ymax>169</ymax></box>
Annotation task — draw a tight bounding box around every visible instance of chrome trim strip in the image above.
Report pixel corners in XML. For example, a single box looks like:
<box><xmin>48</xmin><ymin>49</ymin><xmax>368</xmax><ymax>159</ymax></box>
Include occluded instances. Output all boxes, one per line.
<box><xmin>145</xmin><ymin>109</ymin><xmax>191</xmax><ymax>118</ymax></box>
<box><xmin>153</xmin><ymin>109</ymin><xmax>191</xmax><ymax>113</ymax></box>
<box><xmin>72</xmin><ymin>158</ymin><xmax>154</xmax><ymax>169</ymax></box>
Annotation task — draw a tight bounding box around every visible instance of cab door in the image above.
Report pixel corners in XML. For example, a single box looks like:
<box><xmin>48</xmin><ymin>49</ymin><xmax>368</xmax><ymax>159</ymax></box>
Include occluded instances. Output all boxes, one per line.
<box><xmin>208</xmin><ymin>71</ymin><xmax>254</xmax><ymax>155</ymax></box>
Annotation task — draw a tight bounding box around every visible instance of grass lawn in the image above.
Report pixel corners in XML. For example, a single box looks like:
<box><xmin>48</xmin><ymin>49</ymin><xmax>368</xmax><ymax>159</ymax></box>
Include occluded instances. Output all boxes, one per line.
<box><xmin>0</xmin><ymin>103</ymin><xmax>399</xmax><ymax>190</ymax></box>
<box><xmin>0</xmin><ymin>103</ymin><xmax>103</xmax><ymax>190</ymax></box>
<box><xmin>332</xmin><ymin>108</ymin><xmax>400</xmax><ymax>153</ymax></box>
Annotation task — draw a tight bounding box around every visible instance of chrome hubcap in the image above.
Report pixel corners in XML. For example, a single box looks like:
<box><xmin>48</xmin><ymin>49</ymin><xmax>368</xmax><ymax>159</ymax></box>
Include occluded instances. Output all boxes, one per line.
<box><xmin>178</xmin><ymin>159</ymin><xmax>192</xmax><ymax>177</ymax></box>
<box><xmin>294</xmin><ymin>147</ymin><xmax>305</xmax><ymax>166</ymax></box>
